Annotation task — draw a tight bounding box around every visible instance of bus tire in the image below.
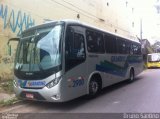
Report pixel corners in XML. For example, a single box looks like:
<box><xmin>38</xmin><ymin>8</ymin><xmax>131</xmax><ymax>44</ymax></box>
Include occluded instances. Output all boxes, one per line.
<box><xmin>88</xmin><ymin>76</ymin><xmax>101</xmax><ymax>98</ymax></box>
<box><xmin>128</xmin><ymin>69</ymin><xmax>135</xmax><ymax>82</ymax></box>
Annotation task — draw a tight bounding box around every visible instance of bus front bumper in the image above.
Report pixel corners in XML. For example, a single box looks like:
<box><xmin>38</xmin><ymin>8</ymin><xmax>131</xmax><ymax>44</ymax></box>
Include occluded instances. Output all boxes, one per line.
<box><xmin>147</xmin><ymin>62</ymin><xmax>160</xmax><ymax>68</ymax></box>
<box><xmin>13</xmin><ymin>81</ymin><xmax>67</xmax><ymax>102</ymax></box>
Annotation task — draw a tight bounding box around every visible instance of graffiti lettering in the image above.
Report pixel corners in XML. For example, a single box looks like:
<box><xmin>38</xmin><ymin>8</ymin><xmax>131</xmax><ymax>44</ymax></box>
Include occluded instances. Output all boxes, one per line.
<box><xmin>68</xmin><ymin>77</ymin><xmax>85</xmax><ymax>88</ymax></box>
<box><xmin>0</xmin><ymin>4</ymin><xmax>35</xmax><ymax>36</ymax></box>
<box><xmin>111</xmin><ymin>56</ymin><xmax>126</xmax><ymax>62</ymax></box>
<box><xmin>72</xmin><ymin>79</ymin><xmax>84</xmax><ymax>87</ymax></box>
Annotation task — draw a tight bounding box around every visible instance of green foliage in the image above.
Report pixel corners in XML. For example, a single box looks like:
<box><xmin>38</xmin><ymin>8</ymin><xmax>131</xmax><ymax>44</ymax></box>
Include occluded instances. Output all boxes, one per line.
<box><xmin>0</xmin><ymin>97</ymin><xmax>19</xmax><ymax>107</ymax></box>
<box><xmin>0</xmin><ymin>80</ymin><xmax>14</xmax><ymax>94</ymax></box>
<box><xmin>0</xmin><ymin>80</ymin><xmax>21</xmax><ymax>107</ymax></box>
<box><xmin>152</xmin><ymin>41</ymin><xmax>160</xmax><ymax>53</ymax></box>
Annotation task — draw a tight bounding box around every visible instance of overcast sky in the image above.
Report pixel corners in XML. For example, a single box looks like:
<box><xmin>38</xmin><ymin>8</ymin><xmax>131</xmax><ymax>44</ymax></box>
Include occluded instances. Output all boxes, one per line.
<box><xmin>132</xmin><ymin>0</ymin><xmax>160</xmax><ymax>44</ymax></box>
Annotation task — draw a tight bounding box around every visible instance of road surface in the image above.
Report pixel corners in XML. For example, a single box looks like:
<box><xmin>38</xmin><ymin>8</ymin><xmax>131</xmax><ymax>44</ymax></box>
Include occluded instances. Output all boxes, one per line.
<box><xmin>1</xmin><ymin>69</ymin><xmax>160</xmax><ymax>113</ymax></box>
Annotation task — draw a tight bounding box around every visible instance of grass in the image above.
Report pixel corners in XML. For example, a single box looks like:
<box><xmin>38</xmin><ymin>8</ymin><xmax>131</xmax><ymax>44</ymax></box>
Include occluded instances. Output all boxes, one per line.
<box><xmin>0</xmin><ymin>79</ymin><xmax>21</xmax><ymax>107</ymax></box>
<box><xmin>0</xmin><ymin>79</ymin><xmax>14</xmax><ymax>94</ymax></box>
<box><xmin>0</xmin><ymin>97</ymin><xmax>20</xmax><ymax>107</ymax></box>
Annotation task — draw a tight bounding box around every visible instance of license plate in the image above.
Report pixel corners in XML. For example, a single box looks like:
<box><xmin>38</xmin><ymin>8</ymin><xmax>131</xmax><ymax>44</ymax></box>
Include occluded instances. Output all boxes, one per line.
<box><xmin>26</xmin><ymin>93</ymin><xmax>34</xmax><ymax>99</ymax></box>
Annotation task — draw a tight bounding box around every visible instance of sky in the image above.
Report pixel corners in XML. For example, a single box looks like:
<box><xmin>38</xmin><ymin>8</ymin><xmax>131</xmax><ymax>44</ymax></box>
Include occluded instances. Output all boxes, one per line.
<box><xmin>131</xmin><ymin>0</ymin><xmax>160</xmax><ymax>44</ymax></box>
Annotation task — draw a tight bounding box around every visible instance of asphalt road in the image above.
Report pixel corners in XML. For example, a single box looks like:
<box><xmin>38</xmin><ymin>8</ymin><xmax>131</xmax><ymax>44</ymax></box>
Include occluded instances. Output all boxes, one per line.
<box><xmin>1</xmin><ymin>69</ymin><xmax>160</xmax><ymax>114</ymax></box>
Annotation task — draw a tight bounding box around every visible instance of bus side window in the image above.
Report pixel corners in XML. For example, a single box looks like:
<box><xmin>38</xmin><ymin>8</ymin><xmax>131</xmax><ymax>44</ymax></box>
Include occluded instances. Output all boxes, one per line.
<box><xmin>86</xmin><ymin>30</ymin><xmax>104</xmax><ymax>53</ymax></box>
<box><xmin>117</xmin><ymin>37</ymin><xmax>126</xmax><ymax>54</ymax></box>
<box><xmin>86</xmin><ymin>30</ymin><xmax>94</xmax><ymax>52</ymax></box>
<box><xmin>132</xmin><ymin>43</ymin><xmax>140</xmax><ymax>55</ymax></box>
<box><xmin>104</xmin><ymin>34</ymin><xmax>117</xmax><ymax>54</ymax></box>
<box><xmin>125</xmin><ymin>41</ymin><xmax>131</xmax><ymax>54</ymax></box>
<box><xmin>137</xmin><ymin>45</ymin><xmax>142</xmax><ymax>55</ymax></box>
<box><xmin>95</xmin><ymin>32</ymin><xmax>105</xmax><ymax>53</ymax></box>
<box><xmin>65</xmin><ymin>27</ymin><xmax>86</xmax><ymax>72</ymax></box>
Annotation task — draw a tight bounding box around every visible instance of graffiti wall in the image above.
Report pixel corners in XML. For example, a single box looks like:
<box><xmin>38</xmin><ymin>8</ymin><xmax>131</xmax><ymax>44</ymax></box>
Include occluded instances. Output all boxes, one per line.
<box><xmin>0</xmin><ymin>0</ymin><xmax>138</xmax><ymax>80</ymax></box>
<box><xmin>0</xmin><ymin>4</ymin><xmax>35</xmax><ymax>36</ymax></box>
<box><xmin>0</xmin><ymin>1</ymin><xmax>36</xmax><ymax>80</ymax></box>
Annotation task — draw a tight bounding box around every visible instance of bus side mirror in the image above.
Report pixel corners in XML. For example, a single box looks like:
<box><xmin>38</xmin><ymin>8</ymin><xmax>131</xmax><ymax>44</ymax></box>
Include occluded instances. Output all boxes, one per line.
<box><xmin>7</xmin><ymin>38</ymin><xmax>20</xmax><ymax>56</ymax></box>
<box><xmin>7</xmin><ymin>38</ymin><xmax>20</xmax><ymax>46</ymax></box>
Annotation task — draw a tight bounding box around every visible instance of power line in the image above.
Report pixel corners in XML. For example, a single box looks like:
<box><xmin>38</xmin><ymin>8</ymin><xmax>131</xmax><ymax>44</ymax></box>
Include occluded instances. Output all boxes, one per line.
<box><xmin>50</xmin><ymin>0</ymin><xmax>130</xmax><ymax>34</ymax></box>
<box><xmin>61</xmin><ymin>0</ymin><xmax>100</xmax><ymax>19</ymax></box>
<box><xmin>50</xmin><ymin>0</ymin><xmax>96</xmax><ymax>20</ymax></box>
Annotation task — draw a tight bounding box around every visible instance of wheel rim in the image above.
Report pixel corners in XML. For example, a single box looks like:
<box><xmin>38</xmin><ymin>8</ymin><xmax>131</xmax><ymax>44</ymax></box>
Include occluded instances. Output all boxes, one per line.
<box><xmin>90</xmin><ymin>81</ymin><xmax>99</xmax><ymax>94</ymax></box>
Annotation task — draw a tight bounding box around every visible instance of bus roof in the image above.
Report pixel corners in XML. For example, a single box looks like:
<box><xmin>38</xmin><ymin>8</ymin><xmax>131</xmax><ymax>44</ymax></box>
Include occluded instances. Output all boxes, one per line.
<box><xmin>22</xmin><ymin>19</ymin><xmax>140</xmax><ymax>44</ymax></box>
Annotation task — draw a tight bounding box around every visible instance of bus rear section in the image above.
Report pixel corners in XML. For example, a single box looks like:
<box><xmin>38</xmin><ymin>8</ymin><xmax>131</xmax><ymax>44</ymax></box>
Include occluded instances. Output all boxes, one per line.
<box><xmin>147</xmin><ymin>53</ymin><xmax>160</xmax><ymax>68</ymax></box>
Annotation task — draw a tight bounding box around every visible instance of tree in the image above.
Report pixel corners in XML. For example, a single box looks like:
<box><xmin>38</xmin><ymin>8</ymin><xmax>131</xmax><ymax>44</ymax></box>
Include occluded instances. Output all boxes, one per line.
<box><xmin>152</xmin><ymin>41</ymin><xmax>160</xmax><ymax>53</ymax></box>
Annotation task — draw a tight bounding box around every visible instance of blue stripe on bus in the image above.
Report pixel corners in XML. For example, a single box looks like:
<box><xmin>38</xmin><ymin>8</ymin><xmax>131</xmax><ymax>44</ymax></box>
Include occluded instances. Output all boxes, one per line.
<box><xmin>96</xmin><ymin>56</ymin><xmax>143</xmax><ymax>77</ymax></box>
<box><xmin>96</xmin><ymin>64</ymin><xmax>127</xmax><ymax>77</ymax></box>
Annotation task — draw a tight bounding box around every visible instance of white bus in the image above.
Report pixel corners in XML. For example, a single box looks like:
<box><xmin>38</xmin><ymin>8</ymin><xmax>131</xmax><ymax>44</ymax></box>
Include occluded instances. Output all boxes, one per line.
<box><xmin>10</xmin><ymin>20</ymin><xmax>144</xmax><ymax>102</ymax></box>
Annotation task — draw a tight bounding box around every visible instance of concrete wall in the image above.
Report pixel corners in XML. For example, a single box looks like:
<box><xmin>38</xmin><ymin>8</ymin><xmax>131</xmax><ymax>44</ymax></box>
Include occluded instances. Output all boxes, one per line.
<box><xmin>0</xmin><ymin>0</ymin><xmax>139</xmax><ymax>80</ymax></box>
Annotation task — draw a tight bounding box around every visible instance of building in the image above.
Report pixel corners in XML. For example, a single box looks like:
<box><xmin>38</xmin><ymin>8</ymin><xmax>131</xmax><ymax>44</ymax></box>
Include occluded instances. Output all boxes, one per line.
<box><xmin>0</xmin><ymin>0</ymin><xmax>140</xmax><ymax>79</ymax></box>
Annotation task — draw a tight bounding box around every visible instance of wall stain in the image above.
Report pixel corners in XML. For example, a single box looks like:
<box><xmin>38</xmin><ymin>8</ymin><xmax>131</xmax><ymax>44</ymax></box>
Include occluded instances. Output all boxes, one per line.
<box><xmin>0</xmin><ymin>54</ymin><xmax>14</xmax><ymax>80</ymax></box>
<box><xmin>0</xmin><ymin>53</ymin><xmax>14</xmax><ymax>64</ymax></box>
<box><xmin>2</xmin><ymin>57</ymin><xmax>13</xmax><ymax>64</ymax></box>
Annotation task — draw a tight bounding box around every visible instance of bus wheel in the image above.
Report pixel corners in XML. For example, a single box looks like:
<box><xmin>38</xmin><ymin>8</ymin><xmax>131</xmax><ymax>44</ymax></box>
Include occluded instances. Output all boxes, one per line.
<box><xmin>128</xmin><ymin>69</ymin><xmax>134</xmax><ymax>82</ymax></box>
<box><xmin>88</xmin><ymin>77</ymin><xmax>100</xmax><ymax>97</ymax></box>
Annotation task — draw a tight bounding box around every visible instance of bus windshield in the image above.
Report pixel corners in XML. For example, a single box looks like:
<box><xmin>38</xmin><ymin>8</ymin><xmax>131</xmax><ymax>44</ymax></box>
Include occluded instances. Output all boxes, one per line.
<box><xmin>15</xmin><ymin>25</ymin><xmax>62</xmax><ymax>73</ymax></box>
<box><xmin>148</xmin><ymin>54</ymin><xmax>160</xmax><ymax>62</ymax></box>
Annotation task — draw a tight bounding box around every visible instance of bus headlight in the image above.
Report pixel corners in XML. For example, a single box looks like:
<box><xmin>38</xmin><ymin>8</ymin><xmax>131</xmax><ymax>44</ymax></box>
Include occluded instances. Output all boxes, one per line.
<box><xmin>46</xmin><ymin>77</ymin><xmax>61</xmax><ymax>89</ymax></box>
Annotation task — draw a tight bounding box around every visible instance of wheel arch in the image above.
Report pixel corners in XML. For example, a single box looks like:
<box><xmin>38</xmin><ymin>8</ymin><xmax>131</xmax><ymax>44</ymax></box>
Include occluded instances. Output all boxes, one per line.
<box><xmin>87</xmin><ymin>71</ymin><xmax>102</xmax><ymax>94</ymax></box>
<box><xmin>130</xmin><ymin>67</ymin><xmax>135</xmax><ymax>75</ymax></box>
<box><xmin>127</xmin><ymin>66</ymin><xmax>135</xmax><ymax>79</ymax></box>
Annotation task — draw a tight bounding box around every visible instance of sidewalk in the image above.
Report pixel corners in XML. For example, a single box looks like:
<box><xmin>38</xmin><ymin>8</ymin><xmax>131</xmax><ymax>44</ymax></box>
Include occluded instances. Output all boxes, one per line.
<box><xmin>0</xmin><ymin>79</ymin><xmax>22</xmax><ymax>108</ymax></box>
<box><xmin>0</xmin><ymin>79</ymin><xmax>15</xmax><ymax>101</ymax></box>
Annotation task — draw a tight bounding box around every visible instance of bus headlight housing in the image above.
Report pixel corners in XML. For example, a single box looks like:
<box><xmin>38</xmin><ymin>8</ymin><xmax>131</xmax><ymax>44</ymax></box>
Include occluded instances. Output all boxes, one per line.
<box><xmin>46</xmin><ymin>77</ymin><xmax>61</xmax><ymax>89</ymax></box>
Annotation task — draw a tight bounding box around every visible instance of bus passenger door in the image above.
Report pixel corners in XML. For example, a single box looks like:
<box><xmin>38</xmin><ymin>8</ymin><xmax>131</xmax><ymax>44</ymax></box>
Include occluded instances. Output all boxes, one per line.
<box><xmin>63</xmin><ymin>26</ymin><xmax>87</xmax><ymax>99</ymax></box>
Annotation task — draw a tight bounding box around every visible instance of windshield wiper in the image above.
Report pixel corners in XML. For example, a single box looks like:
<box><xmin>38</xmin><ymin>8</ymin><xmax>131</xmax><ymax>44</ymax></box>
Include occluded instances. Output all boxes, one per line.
<box><xmin>38</xmin><ymin>63</ymin><xmax>44</xmax><ymax>72</ymax></box>
<box><xmin>17</xmin><ymin>63</ymin><xmax>23</xmax><ymax>71</ymax></box>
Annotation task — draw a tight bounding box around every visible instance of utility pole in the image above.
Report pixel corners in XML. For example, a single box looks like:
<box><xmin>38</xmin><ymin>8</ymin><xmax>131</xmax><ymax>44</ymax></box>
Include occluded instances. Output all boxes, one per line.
<box><xmin>140</xmin><ymin>18</ymin><xmax>143</xmax><ymax>40</ymax></box>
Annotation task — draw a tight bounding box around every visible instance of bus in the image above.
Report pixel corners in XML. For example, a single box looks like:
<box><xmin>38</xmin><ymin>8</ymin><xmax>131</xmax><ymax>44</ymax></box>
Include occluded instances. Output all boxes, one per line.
<box><xmin>147</xmin><ymin>53</ymin><xmax>160</xmax><ymax>68</ymax></box>
<box><xmin>9</xmin><ymin>20</ymin><xmax>144</xmax><ymax>102</ymax></box>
